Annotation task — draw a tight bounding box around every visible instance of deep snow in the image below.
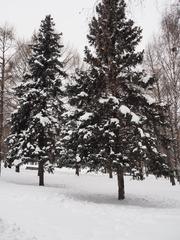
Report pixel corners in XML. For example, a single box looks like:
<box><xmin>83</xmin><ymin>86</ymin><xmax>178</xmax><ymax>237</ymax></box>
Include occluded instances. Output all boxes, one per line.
<box><xmin>0</xmin><ymin>167</ymin><xmax>180</xmax><ymax>240</ymax></box>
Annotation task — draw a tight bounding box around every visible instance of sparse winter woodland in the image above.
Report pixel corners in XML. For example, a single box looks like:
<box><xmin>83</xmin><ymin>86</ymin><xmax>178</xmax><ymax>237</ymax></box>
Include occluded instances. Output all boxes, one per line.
<box><xmin>0</xmin><ymin>0</ymin><xmax>180</xmax><ymax>240</ymax></box>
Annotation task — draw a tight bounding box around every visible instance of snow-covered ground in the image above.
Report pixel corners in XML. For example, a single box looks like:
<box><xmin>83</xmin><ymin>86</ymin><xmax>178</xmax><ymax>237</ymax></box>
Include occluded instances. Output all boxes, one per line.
<box><xmin>0</xmin><ymin>167</ymin><xmax>180</xmax><ymax>240</ymax></box>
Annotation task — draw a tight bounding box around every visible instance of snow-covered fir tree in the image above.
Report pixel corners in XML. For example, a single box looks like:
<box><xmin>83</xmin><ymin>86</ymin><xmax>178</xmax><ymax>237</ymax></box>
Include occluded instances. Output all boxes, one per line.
<box><xmin>62</xmin><ymin>0</ymin><xmax>170</xmax><ymax>199</ymax></box>
<box><xmin>59</xmin><ymin>71</ymin><xmax>94</xmax><ymax>176</ymax></box>
<box><xmin>6</xmin><ymin>15</ymin><xmax>67</xmax><ymax>186</ymax></box>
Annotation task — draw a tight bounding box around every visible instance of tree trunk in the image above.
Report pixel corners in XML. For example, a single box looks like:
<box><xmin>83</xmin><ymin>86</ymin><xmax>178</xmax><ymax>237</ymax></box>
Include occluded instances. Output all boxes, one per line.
<box><xmin>38</xmin><ymin>162</ymin><xmax>44</xmax><ymax>186</ymax></box>
<box><xmin>170</xmin><ymin>175</ymin><xmax>176</xmax><ymax>186</ymax></box>
<box><xmin>117</xmin><ymin>168</ymin><xmax>125</xmax><ymax>200</ymax></box>
<box><xmin>108</xmin><ymin>168</ymin><xmax>113</xmax><ymax>178</ymax></box>
<box><xmin>75</xmin><ymin>165</ymin><xmax>80</xmax><ymax>176</ymax></box>
<box><xmin>15</xmin><ymin>165</ymin><xmax>20</xmax><ymax>173</ymax></box>
<box><xmin>108</xmin><ymin>161</ymin><xmax>113</xmax><ymax>178</ymax></box>
<box><xmin>176</xmin><ymin>170</ymin><xmax>180</xmax><ymax>183</ymax></box>
<box><xmin>0</xmin><ymin>51</ymin><xmax>5</xmax><ymax>177</ymax></box>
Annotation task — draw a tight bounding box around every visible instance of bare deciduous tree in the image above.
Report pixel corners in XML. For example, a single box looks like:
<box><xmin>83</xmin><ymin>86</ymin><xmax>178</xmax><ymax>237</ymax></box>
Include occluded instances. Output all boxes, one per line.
<box><xmin>0</xmin><ymin>25</ymin><xmax>16</xmax><ymax>175</ymax></box>
<box><xmin>62</xmin><ymin>45</ymin><xmax>85</xmax><ymax>74</ymax></box>
<box><xmin>145</xmin><ymin>3</ymin><xmax>180</xmax><ymax>179</ymax></box>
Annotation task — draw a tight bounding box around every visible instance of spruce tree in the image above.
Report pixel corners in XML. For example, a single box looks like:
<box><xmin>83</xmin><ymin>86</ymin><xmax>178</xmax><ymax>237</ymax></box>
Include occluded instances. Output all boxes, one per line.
<box><xmin>63</xmin><ymin>0</ymin><xmax>170</xmax><ymax>200</ymax></box>
<box><xmin>6</xmin><ymin>15</ymin><xmax>67</xmax><ymax>186</ymax></box>
<box><xmin>59</xmin><ymin>71</ymin><xmax>91</xmax><ymax>175</ymax></box>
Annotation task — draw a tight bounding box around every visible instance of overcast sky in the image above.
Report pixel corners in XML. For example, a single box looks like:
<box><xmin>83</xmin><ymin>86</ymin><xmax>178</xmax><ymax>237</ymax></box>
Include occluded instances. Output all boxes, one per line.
<box><xmin>0</xmin><ymin>0</ymin><xmax>175</xmax><ymax>54</ymax></box>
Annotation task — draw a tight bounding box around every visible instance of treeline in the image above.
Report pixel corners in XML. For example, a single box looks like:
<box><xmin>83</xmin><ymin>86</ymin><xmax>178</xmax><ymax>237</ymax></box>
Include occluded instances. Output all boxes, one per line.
<box><xmin>0</xmin><ymin>0</ymin><xmax>179</xmax><ymax>200</ymax></box>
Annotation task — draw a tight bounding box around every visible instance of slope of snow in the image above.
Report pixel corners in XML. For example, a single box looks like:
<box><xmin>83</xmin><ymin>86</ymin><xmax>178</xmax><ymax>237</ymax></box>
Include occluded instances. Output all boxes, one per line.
<box><xmin>0</xmin><ymin>167</ymin><xmax>180</xmax><ymax>240</ymax></box>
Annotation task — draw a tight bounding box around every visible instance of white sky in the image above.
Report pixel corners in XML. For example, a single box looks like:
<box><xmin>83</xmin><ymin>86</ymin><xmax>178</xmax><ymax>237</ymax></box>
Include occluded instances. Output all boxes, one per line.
<box><xmin>0</xmin><ymin>0</ymin><xmax>175</xmax><ymax>55</ymax></box>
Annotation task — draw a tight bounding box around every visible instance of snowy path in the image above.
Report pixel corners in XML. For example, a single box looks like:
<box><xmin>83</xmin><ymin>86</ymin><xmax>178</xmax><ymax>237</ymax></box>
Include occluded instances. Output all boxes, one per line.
<box><xmin>0</xmin><ymin>167</ymin><xmax>180</xmax><ymax>240</ymax></box>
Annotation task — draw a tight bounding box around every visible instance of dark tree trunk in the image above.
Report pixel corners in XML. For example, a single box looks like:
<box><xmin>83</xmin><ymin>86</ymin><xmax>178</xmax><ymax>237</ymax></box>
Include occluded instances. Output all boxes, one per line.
<box><xmin>175</xmin><ymin>169</ymin><xmax>180</xmax><ymax>183</ymax></box>
<box><xmin>0</xmin><ymin>53</ymin><xmax>5</xmax><ymax>177</ymax></box>
<box><xmin>15</xmin><ymin>165</ymin><xmax>20</xmax><ymax>173</ymax></box>
<box><xmin>4</xmin><ymin>161</ymin><xmax>7</xmax><ymax>168</ymax></box>
<box><xmin>109</xmin><ymin>168</ymin><xmax>113</xmax><ymax>178</ymax></box>
<box><xmin>117</xmin><ymin>168</ymin><xmax>125</xmax><ymax>200</ymax></box>
<box><xmin>75</xmin><ymin>165</ymin><xmax>80</xmax><ymax>176</ymax></box>
<box><xmin>108</xmin><ymin>161</ymin><xmax>113</xmax><ymax>178</ymax></box>
<box><xmin>38</xmin><ymin>162</ymin><xmax>44</xmax><ymax>186</ymax></box>
<box><xmin>170</xmin><ymin>174</ymin><xmax>176</xmax><ymax>186</ymax></box>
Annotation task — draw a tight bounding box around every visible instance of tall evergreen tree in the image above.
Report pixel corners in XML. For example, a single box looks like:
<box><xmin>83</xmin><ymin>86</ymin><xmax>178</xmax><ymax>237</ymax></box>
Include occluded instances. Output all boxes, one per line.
<box><xmin>6</xmin><ymin>15</ymin><xmax>67</xmax><ymax>186</ymax></box>
<box><xmin>62</xmin><ymin>0</ymin><xmax>170</xmax><ymax>199</ymax></box>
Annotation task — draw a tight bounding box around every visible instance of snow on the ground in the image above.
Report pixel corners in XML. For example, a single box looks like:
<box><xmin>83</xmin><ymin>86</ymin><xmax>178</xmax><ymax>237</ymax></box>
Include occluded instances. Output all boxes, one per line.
<box><xmin>0</xmin><ymin>218</ymin><xmax>36</xmax><ymax>240</ymax></box>
<box><xmin>0</xmin><ymin>167</ymin><xmax>180</xmax><ymax>240</ymax></box>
